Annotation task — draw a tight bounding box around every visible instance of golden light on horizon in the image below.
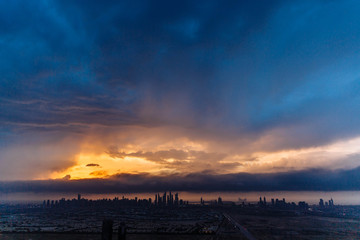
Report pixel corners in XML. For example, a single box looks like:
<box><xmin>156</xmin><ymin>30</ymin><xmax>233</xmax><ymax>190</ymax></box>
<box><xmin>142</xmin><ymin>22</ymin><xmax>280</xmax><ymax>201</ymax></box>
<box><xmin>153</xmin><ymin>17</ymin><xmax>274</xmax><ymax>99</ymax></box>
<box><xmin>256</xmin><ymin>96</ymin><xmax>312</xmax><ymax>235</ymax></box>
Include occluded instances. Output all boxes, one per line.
<box><xmin>51</xmin><ymin>152</ymin><xmax>162</xmax><ymax>180</ymax></box>
<box><xmin>45</xmin><ymin>136</ymin><xmax>360</xmax><ymax>180</ymax></box>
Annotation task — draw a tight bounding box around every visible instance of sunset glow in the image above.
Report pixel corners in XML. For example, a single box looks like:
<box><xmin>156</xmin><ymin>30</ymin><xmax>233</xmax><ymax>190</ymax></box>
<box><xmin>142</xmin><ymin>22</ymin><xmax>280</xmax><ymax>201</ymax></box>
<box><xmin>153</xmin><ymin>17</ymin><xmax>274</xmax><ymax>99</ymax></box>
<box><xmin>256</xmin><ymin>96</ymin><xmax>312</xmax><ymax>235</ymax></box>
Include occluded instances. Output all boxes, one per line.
<box><xmin>1</xmin><ymin>0</ymin><xmax>360</xmax><ymax>193</ymax></box>
<box><xmin>50</xmin><ymin>153</ymin><xmax>163</xmax><ymax>180</ymax></box>
<box><xmin>44</xmin><ymin>135</ymin><xmax>360</xmax><ymax>181</ymax></box>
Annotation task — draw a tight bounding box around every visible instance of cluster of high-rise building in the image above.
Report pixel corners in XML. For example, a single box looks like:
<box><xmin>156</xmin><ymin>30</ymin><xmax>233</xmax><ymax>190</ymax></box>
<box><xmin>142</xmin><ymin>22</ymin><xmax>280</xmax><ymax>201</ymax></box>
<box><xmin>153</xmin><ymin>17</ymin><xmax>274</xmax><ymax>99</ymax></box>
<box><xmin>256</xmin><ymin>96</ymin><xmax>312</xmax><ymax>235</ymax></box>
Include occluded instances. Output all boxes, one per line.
<box><xmin>319</xmin><ymin>198</ymin><xmax>334</xmax><ymax>208</ymax></box>
<box><xmin>42</xmin><ymin>192</ymin><xmax>190</xmax><ymax>209</ymax></box>
<box><xmin>200</xmin><ymin>196</ymin><xmax>223</xmax><ymax>206</ymax></box>
<box><xmin>42</xmin><ymin>194</ymin><xmax>336</xmax><ymax>211</ymax></box>
<box><xmin>154</xmin><ymin>191</ymin><xmax>188</xmax><ymax>206</ymax></box>
<box><xmin>258</xmin><ymin>196</ymin><xmax>288</xmax><ymax>207</ymax></box>
<box><xmin>256</xmin><ymin>196</ymin><xmax>335</xmax><ymax>210</ymax></box>
<box><xmin>257</xmin><ymin>196</ymin><xmax>306</xmax><ymax>209</ymax></box>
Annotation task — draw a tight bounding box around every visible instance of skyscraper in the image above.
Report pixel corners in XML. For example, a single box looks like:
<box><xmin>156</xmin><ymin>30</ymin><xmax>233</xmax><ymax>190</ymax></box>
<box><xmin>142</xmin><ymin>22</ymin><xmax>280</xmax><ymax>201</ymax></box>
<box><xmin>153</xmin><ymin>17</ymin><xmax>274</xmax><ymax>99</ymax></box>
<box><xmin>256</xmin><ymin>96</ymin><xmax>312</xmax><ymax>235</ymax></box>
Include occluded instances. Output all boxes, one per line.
<box><xmin>175</xmin><ymin>193</ymin><xmax>179</xmax><ymax>205</ymax></box>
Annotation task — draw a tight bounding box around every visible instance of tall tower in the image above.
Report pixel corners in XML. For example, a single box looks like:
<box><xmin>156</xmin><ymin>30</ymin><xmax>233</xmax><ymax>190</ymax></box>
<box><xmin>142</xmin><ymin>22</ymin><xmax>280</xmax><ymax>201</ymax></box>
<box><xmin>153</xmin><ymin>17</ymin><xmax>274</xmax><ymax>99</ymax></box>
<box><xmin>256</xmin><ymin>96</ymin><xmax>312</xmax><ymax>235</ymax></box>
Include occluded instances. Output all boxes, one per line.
<box><xmin>175</xmin><ymin>193</ymin><xmax>179</xmax><ymax>205</ymax></box>
<box><xmin>162</xmin><ymin>192</ymin><xmax>166</xmax><ymax>205</ymax></box>
<box><xmin>170</xmin><ymin>191</ymin><xmax>173</xmax><ymax>205</ymax></box>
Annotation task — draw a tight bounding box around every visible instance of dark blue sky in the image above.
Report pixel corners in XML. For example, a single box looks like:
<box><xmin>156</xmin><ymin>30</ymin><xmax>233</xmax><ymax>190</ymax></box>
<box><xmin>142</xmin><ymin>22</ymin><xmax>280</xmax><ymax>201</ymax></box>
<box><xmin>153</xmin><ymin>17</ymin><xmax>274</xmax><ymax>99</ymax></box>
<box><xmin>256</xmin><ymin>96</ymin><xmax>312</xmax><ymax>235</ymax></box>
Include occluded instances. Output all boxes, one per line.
<box><xmin>1</xmin><ymin>0</ymin><xmax>360</xmax><ymax>187</ymax></box>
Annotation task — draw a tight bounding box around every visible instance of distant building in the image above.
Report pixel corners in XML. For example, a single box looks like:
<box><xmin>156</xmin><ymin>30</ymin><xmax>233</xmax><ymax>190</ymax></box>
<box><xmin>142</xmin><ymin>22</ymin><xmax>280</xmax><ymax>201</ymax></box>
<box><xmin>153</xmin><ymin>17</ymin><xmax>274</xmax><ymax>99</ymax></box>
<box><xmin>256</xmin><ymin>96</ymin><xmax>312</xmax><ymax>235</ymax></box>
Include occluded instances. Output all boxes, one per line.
<box><xmin>175</xmin><ymin>193</ymin><xmax>179</xmax><ymax>205</ymax></box>
<box><xmin>258</xmin><ymin>196</ymin><xmax>267</xmax><ymax>206</ymax></box>
<box><xmin>162</xmin><ymin>192</ymin><xmax>166</xmax><ymax>205</ymax></box>
<box><xmin>298</xmin><ymin>201</ymin><xmax>309</xmax><ymax>210</ymax></box>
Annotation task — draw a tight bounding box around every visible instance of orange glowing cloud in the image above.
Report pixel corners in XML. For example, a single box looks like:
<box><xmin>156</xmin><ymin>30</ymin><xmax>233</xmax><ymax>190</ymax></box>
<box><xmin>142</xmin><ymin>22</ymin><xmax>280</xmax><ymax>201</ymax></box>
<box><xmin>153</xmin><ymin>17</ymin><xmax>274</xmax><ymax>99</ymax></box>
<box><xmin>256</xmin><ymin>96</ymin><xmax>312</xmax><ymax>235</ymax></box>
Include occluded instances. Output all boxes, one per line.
<box><xmin>41</xmin><ymin>126</ymin><xmax>360</xmax><ymax>180</ymax></box>
<box><xmin>51</xmin><ymin>152</ymin><xmax>162</xmax><ymax>180</ymax></box>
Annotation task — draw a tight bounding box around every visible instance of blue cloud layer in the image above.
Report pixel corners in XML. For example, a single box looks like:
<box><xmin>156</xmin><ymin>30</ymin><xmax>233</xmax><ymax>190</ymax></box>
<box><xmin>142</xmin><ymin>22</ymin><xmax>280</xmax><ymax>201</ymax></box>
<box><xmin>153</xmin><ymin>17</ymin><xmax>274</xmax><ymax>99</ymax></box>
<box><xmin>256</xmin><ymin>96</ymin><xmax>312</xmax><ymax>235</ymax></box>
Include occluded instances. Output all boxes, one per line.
<box><xmin>1</xmin><ymin>0</ymin><xmax>360</xmax><ymax>180</ymax></box>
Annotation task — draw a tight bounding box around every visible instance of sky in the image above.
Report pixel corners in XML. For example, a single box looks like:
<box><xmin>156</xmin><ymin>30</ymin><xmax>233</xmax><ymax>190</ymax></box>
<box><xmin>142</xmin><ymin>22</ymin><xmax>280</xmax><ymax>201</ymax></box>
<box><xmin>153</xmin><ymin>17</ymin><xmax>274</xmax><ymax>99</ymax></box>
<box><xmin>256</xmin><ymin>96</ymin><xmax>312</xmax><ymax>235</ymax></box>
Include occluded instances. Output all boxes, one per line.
<box><xmin>1</xmin><ymin>0</ymin><xmax>360</xmax><ymax>193</ymax></box>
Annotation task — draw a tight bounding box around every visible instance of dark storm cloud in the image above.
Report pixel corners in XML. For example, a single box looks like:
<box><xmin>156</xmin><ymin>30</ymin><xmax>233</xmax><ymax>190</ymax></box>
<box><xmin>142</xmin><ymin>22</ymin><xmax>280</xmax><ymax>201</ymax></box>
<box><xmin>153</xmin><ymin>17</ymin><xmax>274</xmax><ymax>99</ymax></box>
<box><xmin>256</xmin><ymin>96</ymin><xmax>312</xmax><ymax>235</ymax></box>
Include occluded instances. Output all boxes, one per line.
<box><xmin>0</xmin><ymin>0</ymin><xmax>359</xmax><ymax>147</ymax></box>
<box><xmin>0</xmin><ymin>1</ymin><xmax>357</xmax><ymax>131</ymax></box>
<box><xmin>1</xmin><ymin>0</ymin><xmax>360</xmax><ymax>180</ymax></box>
<box><xmin>1</xmin><ymin>167</ymin><xmax>360</xmax><ymax>193</ymax></box>
<box><xmin>0</xmin><ymin>0</ymin><xmax>283</xmax><ymax>132</ymax></box>
<box><xmin>0</xmin><ymin>0</ymin><xmax>140</xmax><ymax>133</ymax></box>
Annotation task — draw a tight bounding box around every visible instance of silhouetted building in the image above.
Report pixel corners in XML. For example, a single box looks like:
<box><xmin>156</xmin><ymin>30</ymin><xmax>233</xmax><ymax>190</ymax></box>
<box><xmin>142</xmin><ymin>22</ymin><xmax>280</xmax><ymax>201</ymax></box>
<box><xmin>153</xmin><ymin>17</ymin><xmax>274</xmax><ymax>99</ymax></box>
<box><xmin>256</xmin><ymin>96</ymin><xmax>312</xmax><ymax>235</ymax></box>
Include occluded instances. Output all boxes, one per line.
<box><xmin>298</xmin><ymin>201</ymin><xmax>309</xmax><ymax>210</ymax></box>
<box><xmin>218</xmin><ymin>197</ymin><xmax>223</xmax><ymax>205</ymax></box>
<box><xmin>162</xmin><ymin>192</ymin><xmax>166</xmax><ymax>205</ymax></box>
<box><xmin>273</xmin><ymin>198</ymin><xmax>287</xmax><ymax>208</ymax></box>
<box><xmin>258</xmin><ymin>196</ymin><xmax>267</xmax><ymax>207</ymax></box>
<box><xmin>157</xmin><ymin>193</ymin><xmax>161</xmax><ymax>205</ymax></box>
<box><xmin>175</xmin><ymin>193</ymin><xmax>179</xmax><ymax>205</ymax></box>
<box><xmin>102</xmin><ymin>219</ymin><xmax>113</xmax><ymax>240</ymax></box>
<box><xmin>169</xmin><ymin>191</ymin><xmax>173</xmax><ymax>205</ymax></box>
<box><xmin>118</xmin><ymin>222</ymin><xmax>126</xmax><ymax>240</ymax></box>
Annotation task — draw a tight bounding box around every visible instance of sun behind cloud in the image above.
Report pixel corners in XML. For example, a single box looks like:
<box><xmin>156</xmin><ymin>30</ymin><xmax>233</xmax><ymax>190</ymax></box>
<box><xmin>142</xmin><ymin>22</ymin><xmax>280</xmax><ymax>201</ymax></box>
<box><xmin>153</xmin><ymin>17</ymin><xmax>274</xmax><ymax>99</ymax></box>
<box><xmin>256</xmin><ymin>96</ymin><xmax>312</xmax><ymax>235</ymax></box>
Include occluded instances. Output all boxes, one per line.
<box><xmin>51</xmin><ymin>152</ymin><xmax>161</xmax><ymax>179</ymax></box>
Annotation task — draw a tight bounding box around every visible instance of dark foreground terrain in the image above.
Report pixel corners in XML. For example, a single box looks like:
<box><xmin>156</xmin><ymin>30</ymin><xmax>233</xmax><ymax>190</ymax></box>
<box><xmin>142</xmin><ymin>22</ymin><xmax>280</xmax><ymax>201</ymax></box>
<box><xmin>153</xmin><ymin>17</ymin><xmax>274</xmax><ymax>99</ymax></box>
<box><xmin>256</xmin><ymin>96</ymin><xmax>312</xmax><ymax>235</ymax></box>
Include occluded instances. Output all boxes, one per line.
<box><xmin>0</xmin><ymin>233</ymin><xmax>219</xmax><ymax>240</ymax></box>
<box><xmin>2</xmin><ymin>196</ymin><xmax>360</xmax><ymax>239</ymax></box>
<box><xmin>228</xmin><ymin>214</ymin><xmax>360</xmax><ymax>239</ymax></box>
